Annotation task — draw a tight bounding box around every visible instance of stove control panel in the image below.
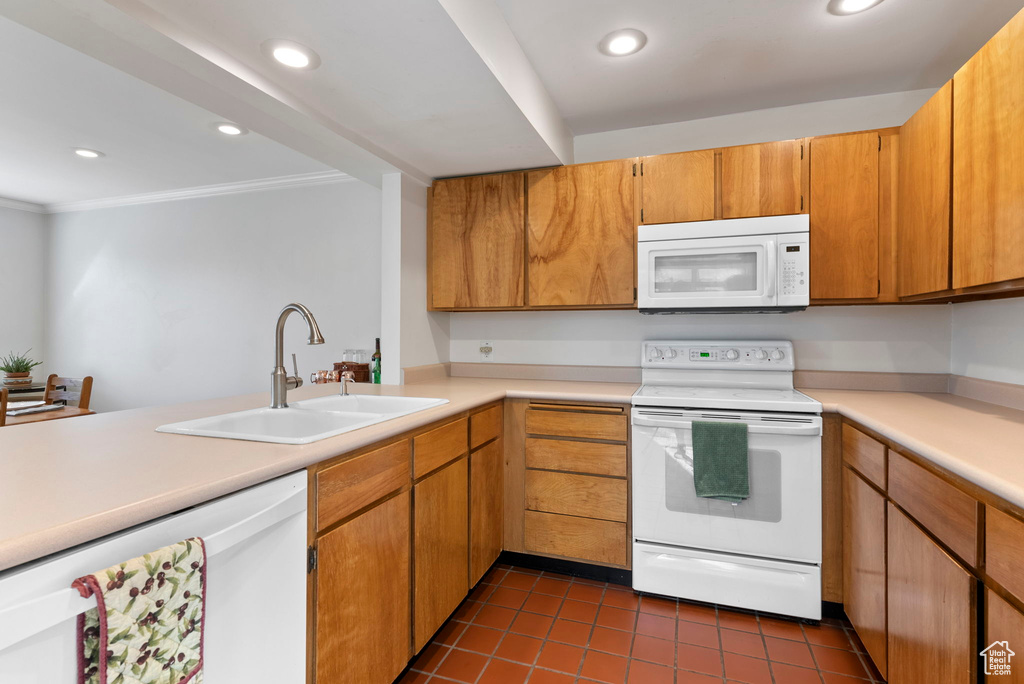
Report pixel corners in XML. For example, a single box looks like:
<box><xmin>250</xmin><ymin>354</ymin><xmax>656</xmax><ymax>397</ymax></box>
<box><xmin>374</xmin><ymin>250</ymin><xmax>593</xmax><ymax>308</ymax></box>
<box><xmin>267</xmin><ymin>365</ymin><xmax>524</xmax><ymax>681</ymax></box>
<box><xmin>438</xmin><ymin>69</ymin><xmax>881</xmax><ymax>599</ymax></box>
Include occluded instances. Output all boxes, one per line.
<box><xmin>644</xmin><ymin>340</ymin><xmax>795</xmax><ymax>371</ymax></box>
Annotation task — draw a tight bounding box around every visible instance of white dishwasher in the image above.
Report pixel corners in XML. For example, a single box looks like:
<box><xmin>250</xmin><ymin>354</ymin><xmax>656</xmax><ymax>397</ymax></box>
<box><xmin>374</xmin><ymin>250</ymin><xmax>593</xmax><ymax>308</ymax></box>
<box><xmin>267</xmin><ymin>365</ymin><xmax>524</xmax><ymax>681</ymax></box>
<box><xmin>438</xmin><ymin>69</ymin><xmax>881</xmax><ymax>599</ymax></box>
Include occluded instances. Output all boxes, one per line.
<box><xmin>0</xmin><ymin>471</ymin><xmax>307</xmax><ymax>683</ymax></box>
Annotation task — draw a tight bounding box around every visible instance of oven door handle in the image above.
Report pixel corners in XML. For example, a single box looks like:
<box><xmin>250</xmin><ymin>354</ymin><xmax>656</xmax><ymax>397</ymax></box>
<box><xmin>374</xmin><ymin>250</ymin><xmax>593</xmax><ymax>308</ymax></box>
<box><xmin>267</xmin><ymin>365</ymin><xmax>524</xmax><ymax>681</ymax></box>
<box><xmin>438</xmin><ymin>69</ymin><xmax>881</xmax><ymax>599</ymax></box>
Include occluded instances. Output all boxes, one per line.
<box><xmin>633</xmin><ymin>415</ymin><xmax>820</xmax><ymax>436</ymax></box>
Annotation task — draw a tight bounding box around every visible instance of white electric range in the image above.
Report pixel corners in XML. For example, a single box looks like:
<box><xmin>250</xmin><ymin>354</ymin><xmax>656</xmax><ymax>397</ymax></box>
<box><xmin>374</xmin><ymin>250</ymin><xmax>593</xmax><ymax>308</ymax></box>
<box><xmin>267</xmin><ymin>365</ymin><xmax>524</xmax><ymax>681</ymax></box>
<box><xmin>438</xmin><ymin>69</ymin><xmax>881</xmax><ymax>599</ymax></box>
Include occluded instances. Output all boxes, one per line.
<box><xmin>631</xmin><ymin>340</ymin><xmax>824</xmax><ymax>620</ymax></box>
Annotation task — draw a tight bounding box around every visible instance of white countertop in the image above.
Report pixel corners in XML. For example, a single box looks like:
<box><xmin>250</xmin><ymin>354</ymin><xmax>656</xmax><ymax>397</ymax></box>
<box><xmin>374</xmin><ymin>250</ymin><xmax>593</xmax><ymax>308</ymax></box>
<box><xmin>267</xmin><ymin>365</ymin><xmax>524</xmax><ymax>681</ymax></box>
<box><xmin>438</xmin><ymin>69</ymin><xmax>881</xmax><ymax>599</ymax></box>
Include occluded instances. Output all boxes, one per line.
<box><xmin>0</xmin><ymin>377</ymin><xmax>637</xmax><ymax>572</ymax></box>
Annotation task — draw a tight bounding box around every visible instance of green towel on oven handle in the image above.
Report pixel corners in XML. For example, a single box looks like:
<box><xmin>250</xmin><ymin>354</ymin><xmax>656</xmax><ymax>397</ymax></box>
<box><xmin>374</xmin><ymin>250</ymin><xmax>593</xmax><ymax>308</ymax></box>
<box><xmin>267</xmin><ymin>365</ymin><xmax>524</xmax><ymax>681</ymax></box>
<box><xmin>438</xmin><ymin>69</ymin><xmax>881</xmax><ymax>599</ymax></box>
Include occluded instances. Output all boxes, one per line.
<box><xmin>692</xmin><ymin>420</ymin><xmax>750</xmax><ymax>503</ymax></box>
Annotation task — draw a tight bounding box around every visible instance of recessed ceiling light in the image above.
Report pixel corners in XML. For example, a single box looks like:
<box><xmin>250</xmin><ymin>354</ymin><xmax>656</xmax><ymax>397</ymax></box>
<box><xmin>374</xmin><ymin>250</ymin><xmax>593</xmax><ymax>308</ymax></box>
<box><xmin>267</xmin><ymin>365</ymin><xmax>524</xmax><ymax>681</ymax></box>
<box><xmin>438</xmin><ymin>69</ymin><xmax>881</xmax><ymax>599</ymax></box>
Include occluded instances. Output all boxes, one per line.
<box><xmin>260</xmin><ymin>39</ymin><xmax>321</xmax><ymax>70</ymax></box>
<box><xmin>828</xmin><ymin>0</ymin><xmax>884</xmax><ymax>15</ymax></box>
<box><xmin>73</xmin><ymin>148</ymin><xmax>104</xmax><ymax>158</ymax></box>
<box><xmin>599</xmin><ymin>29</ymin><xmax>647</xmax><ymax>57</ymax></box>
<box><xmin>214</xmin><ymin>122</ymin><xmax>248</xmax><ymax>136</ymax></box>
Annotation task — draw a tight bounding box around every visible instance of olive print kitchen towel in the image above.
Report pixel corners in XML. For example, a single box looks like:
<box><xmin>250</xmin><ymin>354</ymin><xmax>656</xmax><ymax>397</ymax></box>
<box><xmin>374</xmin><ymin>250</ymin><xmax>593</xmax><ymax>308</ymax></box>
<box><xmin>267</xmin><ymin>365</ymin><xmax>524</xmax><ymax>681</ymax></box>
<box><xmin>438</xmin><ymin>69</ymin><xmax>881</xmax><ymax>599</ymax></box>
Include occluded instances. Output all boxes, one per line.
<box><xmin>72</xmin><ymin>538</ymin><xmax>206</xmax><ymax>684</ymax></box>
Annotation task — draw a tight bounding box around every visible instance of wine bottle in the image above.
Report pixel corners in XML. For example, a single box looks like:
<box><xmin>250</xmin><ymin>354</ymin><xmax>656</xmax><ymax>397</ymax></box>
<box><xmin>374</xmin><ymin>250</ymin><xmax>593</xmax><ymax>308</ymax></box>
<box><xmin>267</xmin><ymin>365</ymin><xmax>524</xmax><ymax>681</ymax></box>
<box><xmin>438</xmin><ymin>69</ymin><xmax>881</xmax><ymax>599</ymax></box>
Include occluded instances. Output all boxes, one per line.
<box><xmin>371</xmin><ymin>338</ymin><xmax>381</xmax><ymax>384</ymax></box>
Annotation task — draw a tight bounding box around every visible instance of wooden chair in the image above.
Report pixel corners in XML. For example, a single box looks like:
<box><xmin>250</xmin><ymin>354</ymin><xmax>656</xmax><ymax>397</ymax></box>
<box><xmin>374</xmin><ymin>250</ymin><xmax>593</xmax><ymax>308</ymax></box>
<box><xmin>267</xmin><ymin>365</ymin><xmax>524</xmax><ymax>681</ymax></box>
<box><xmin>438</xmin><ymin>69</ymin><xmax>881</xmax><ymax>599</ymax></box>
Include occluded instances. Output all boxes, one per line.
<box><xmin>0</xmin><ymin>387</ymin><xmax>7</xmax><ymax>427</ymax></box>
<box><xmin>44</xmin><ymin>374</ymin><xmax>94</xmax><ymax>410</ymax></box>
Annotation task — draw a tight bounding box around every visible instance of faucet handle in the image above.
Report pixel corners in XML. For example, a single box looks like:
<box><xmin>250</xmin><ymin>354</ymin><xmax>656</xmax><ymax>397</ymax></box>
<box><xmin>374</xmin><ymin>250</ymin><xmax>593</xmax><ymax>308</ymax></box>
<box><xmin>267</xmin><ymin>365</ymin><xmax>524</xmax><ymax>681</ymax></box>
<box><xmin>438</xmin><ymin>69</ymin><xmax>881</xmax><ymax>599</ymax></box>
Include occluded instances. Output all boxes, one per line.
<box><xmin>291</xmin><ymin>353</ymin><xmax>300</xmax><ymax>378</ymax></box>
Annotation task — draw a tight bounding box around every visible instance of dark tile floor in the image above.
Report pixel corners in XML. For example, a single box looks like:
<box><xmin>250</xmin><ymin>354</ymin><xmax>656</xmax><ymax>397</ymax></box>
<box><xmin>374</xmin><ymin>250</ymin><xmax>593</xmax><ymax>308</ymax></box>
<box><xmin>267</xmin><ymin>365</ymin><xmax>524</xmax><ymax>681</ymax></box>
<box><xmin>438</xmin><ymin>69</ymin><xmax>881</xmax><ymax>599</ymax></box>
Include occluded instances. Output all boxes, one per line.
<box><xmin>398</xmin><ymin>564</ymin><xmax>885</xmax><ymax>684</ymax></box>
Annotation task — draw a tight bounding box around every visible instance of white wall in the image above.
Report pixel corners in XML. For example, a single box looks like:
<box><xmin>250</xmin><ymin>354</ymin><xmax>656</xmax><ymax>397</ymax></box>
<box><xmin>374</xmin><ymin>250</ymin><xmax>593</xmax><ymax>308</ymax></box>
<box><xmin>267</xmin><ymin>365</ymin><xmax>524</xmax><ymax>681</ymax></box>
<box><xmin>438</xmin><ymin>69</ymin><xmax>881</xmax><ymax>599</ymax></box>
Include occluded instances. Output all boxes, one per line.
<box><xmin>0</xmin><ymin>205</ymin><xmax>49</xmax><ymax>379</ymax></box>
<box><xmin>449</xmin><ymin>306</ymin><xmax>952</xmax><ymax>373</ymax></box>
<box><xmin>951</xmin><ymin>299</ymin><xmax>1024</xmax><ymax>385</ymax></box>
<box><xmin>45</xmin><ymin>181</ymin><xmax>381</xmax><ymax>412</ymax></box>
<box><xmin>574</xmin><ymin>89</ymin><xmax>937</xmax><ymax>163</ymax></box>
<box><xmin>380</xmin><ymin>173</ymin><xmax>450</xmax><ymax>384</ymax></box>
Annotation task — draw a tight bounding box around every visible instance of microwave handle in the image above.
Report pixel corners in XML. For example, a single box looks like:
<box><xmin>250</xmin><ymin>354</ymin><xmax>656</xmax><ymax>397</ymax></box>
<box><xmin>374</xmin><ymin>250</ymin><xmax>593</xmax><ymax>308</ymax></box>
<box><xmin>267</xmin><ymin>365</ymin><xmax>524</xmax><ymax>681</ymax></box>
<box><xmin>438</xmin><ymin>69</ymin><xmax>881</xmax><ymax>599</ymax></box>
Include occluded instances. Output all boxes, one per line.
<box><xmin>765</xmin><ymin>239</ymin><xmax>778</xmax><ymax>298</ymax></box>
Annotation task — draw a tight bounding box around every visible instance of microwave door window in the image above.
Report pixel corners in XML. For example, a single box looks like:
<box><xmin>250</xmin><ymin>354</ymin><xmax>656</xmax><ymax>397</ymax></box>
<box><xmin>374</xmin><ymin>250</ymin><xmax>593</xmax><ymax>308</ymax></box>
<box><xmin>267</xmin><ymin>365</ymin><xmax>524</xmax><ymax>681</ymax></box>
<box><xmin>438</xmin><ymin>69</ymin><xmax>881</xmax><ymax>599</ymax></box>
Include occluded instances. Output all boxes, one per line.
<box><xmin>653</xmin><ymin>252</ymin><xmax>759</xmax><ymax>293</ymax></box>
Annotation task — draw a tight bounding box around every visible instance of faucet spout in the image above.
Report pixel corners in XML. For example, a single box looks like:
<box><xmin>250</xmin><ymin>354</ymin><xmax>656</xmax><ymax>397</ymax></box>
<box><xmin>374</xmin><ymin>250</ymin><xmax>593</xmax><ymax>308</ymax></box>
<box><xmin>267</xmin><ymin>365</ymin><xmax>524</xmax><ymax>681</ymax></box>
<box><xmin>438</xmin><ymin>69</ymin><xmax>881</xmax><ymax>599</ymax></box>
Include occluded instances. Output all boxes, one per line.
<box><xmin>271</xmin><ymin>303</ymin><xmax>325</xmax><ymax>409</ymax></box>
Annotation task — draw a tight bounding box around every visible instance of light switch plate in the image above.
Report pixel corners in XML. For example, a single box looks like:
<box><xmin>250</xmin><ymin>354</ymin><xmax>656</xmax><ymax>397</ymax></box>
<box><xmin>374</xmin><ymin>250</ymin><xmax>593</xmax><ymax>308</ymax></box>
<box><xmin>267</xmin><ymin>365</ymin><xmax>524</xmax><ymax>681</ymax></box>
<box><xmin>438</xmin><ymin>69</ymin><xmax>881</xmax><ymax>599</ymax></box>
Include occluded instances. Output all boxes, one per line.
<box><xmin>479</xmin><ymin>341</ymin><xmax>493</xmax><ymax>362</ymax></box>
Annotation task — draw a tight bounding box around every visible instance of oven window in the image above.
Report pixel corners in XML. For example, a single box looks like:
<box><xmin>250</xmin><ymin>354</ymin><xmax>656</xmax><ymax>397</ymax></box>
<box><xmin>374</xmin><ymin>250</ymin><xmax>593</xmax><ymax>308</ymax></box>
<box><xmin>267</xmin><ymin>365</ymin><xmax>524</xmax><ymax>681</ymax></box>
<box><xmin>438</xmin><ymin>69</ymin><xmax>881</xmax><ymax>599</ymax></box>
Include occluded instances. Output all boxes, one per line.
<box><xmin>653</xmin><ymin>252</ymin><xmax>758</xmax><ymax>293</ymax></box>
<box><xmin>664</xmin><ymin>445</ymin><xmax>782</xmax><ymax>523</ymax></box>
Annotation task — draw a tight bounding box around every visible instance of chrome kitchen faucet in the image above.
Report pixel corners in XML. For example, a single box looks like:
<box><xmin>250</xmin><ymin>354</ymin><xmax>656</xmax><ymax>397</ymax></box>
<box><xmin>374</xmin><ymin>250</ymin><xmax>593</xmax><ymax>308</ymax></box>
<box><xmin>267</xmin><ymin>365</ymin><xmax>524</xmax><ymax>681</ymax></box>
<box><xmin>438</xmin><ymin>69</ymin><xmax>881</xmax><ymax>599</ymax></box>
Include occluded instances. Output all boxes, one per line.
<box><xmin>271</xmin><ymin>303</ymin><xmax>324</xmax><ymax>408</ymax></box>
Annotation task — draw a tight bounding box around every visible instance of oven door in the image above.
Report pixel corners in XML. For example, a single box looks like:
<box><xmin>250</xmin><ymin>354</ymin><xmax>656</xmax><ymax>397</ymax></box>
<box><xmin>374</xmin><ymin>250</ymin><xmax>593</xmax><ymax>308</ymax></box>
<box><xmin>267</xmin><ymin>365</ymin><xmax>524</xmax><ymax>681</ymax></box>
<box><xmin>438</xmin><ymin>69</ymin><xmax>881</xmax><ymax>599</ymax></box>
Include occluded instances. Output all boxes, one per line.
<box><xmin>637</xmin><ymin>234</ymin><xmax>777</xmax><ymax>310</ymax></box>
<box><xmin>631</xmin><ymin>407</ymin><xmax>822</xmax><ymax>564</ymax></box>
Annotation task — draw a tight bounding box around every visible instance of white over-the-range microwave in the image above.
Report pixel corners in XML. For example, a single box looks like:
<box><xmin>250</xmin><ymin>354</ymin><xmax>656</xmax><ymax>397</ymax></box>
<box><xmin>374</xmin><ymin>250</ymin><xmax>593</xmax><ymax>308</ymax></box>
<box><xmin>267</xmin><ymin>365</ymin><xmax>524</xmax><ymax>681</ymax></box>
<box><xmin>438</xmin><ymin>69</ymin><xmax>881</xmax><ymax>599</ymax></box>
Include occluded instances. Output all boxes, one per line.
<box><xmin>637</xmin><ymin>214</ymin><xmax>810</xmax><ymax>313</ymax></box>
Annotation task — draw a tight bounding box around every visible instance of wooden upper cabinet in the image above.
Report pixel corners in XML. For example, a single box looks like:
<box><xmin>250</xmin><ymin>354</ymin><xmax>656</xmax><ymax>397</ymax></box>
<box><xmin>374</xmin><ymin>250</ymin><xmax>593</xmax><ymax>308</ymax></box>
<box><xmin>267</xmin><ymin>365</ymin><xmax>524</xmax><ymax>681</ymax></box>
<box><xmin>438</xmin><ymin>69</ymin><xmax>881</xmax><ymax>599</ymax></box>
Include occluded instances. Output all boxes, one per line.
<box><xmin>898</xmin><ymin>82</ymin><xmax>953</xmax><ymax>298</ymax></box>
<box><xmin>953</xmin><ymin>7</ymin><xmax>1024</xmax><ymax>289</ymax></box>
<box><xmin>721</xmin><ymin>139</ymin><xmax>807</xmax><ymax>219</ymax></box>
<box><xmin>640</xmin><ymin>149</ymin><xmax>715</xmax><ymax>224</ymax></box>
<box><xmin>430</xmin><ymin>172</ymin><xmax>524</xmax><ymax>309</ymax></box>
<box><xmin>527</xmin><ymin>160</ymin><xmax>636</xmax><ymax>307</ymax></box>
<box><xmin>809</xmin><ymin>132</ymin><xmax>880</xmax><ymax>299</ymax></box>
<box><xmin>887</xmin><ymin>504</ymin><xmax>976</xmax><ymax>684</ymax></box>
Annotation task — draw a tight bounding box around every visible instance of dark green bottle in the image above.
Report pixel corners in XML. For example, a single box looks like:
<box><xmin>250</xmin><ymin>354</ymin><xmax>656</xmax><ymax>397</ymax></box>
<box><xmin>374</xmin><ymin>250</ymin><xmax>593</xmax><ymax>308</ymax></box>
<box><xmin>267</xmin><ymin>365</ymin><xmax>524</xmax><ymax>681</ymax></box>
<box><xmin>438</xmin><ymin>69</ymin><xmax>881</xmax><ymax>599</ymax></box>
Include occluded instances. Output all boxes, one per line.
<box><xmin>371</xmin><ymin>338</ymin><xmax>381</xmax><ymax>384</ymax></box>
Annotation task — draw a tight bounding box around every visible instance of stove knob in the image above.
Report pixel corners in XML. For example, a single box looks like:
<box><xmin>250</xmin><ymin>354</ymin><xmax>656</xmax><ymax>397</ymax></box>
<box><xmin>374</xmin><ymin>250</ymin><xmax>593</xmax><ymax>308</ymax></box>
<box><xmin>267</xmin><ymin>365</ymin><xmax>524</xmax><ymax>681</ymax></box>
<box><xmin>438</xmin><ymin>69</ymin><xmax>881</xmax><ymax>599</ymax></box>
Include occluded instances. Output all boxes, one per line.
<box><xmin>771</xmin><ymin>350</ymin><xmax>785</xmax><ymax>361</ymax></box>
<box><xmin>725</xmin><ymin>349</ymin><xmax>739</xmax><ymax>361</ymax></box>
<box><xmin>649</xmin><ymin>347</ymin><xmax>663</xmax><ymax>360</ymax></box>
<box><xmin>754</xmin><ymin>349</ymin><xmax>768</xmax><ymax>361</ymax></box>
<box><xmin>663</xmin><ymin>348</ymin><xmax>677</xmax><ymax>359</ymax></box>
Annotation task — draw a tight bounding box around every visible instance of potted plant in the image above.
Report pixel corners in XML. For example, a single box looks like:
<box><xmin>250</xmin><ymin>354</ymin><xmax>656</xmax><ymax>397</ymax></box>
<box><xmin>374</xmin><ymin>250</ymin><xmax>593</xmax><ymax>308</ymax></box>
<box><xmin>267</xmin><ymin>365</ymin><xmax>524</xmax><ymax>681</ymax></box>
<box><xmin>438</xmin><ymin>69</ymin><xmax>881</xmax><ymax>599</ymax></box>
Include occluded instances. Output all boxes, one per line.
<box><xmin>1</xmin><ymin>350</ymin><xmax>43</xmax><ymax>386</ymax></box>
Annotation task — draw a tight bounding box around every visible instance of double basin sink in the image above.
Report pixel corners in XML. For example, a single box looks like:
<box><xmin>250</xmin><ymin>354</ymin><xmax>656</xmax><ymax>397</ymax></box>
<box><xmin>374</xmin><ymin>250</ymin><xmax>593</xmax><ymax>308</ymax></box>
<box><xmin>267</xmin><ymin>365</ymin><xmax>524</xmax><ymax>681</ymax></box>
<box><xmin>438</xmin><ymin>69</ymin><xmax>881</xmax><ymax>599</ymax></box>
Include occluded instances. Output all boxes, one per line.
<box><xmin>156</xmin><ymin>394</ymin><xmax>449</xmax><ymax>444</ymax></box>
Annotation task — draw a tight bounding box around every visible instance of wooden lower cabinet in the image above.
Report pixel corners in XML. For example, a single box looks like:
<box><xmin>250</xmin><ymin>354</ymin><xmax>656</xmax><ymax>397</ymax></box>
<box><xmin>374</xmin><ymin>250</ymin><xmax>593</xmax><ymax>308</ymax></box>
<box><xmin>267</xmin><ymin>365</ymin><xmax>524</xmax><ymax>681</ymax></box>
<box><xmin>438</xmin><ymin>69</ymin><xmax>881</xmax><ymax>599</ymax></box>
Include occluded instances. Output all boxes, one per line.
<box><xmin>887</xmin><ymin>504</ymin><xmax>976</xmax><ymax>684</ymax></box>
<box><xmin>524</xmin><ymin>511</ymin><xmax>627</xmax><ymax>566</ymax></box>
<box><xmin>986</xmin><ymin>590</ymin><xmax>1024</xmax><ymax>682</ymax></box>
<box><xmin>842</xmin><ymin>468</ymin><xmax>887</xmax><ymax>678</ymax></box>
<box><xmin>470</xmin><ymin>439</ymin><xmax>503</xmax><ymax>586</ymax></box>
<box><xmin>315</xmin><ymin>491</ymin><xmax>411</xmax><ymax>684</ymax></box>
<box><xmin>414</xmin><ymin>457</ymin><xmax>469</xmax><ymax>651</ymax></box>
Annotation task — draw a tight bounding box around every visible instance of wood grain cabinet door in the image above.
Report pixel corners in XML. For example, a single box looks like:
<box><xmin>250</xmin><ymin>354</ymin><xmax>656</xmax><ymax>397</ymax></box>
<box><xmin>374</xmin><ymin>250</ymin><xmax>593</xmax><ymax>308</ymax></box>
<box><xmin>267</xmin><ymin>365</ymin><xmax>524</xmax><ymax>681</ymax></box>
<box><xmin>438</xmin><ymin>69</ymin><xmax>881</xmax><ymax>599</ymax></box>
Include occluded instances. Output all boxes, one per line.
<box><xmin>527</xmin><ymin>160</ymin><xmax>636</xmax><ymax>307</ymax></box>
<box><xmin>986</xmin><ymin>590</ymin><xmax>1024</xmax><ymax>683</ymax></box>
<box><xmin>414</xmin><ymin>457</ymin><xmax>469</xmax><ymax>651</ymax></box>
<box><xmin>809</xmin><ymin>132</ymin><xmax>880</xmax><ymax>299</ymax></box>
<box><xmin>721</xmin><ymin>139</ymin><xmax>807</xmax><ymax>219</ymax></box>
<box><xmin>430</xmin><ymin>172</ymin><xmax>524</xmax><ymax>309</ymax></box>
<box><xmin>898</xmin><ymin>81</ymin><xmax>953</xmax><ymax>297</ymax></box>
<box><xmin>640</xmin><ymin>150</ymin><xmax>716</xmax><ymax>224</ymax></box>
<box><xmin>315</xmin><ymin>491</ymin><xmax>411</xmax><ymax>684</ymax></box>
<box><xmin>470</xmin><ymin>439</ymin><xmax>503</xmax><ymax>586</ymax></box>
<box><xmin>887</xmin><ymin>504</ymin><xmax>976</xmax><ymax>684</ymax></box>
<box><xmin>842</xmin><ymin>468</ymin><xmax>887</xmax><ymax>678</ymax></box>
<box><xmin>953</xmin><ymin>8</ymin><xmax>1024</xmax><ymax>289</ymax></box>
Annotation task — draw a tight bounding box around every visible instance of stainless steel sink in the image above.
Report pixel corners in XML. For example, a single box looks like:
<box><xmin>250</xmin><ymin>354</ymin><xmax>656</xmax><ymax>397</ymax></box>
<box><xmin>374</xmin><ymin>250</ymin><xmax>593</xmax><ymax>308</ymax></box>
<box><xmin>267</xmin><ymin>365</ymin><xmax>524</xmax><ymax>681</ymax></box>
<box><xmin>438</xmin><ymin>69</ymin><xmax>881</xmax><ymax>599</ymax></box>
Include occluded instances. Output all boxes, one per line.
<box><xmin>156</xmin><ymin>395</ymin><xmax>448</xmax><ymax>444</ymax></box>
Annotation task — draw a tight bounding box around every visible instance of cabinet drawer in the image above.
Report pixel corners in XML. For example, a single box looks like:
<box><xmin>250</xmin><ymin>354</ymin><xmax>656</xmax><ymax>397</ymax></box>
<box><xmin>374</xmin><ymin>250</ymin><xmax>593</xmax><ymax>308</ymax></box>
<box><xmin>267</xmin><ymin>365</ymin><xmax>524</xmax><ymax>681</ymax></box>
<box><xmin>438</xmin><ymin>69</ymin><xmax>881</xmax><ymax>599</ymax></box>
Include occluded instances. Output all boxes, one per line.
<box><xmin>842</xmin><ymin>423</ymin><xmax>887</xmax><ymax>489</ymax></box>
<box><xmin>470</xmin><ymin>405</ymin><xmax>501</xmax><ymax>450</ymax></box>
<box><xmin>526</xmin><ymin>437</ymin><xmax>626</xmax><ymax>477</ymax></box>
<box><xmin>986</xmin><ymin>506</ymin><xmax>1024</xmax><ymax>605</ymax></box>
<box><xmin>526</xmin><ymin>470</ymin><xmax>626</xmax><ymax>522</ymax></box>
<box><xmin>316</xmin><ymin>440</ymin><xmax>410</xmax><ymax>531</ymax></box>
<box><xmin>526</xmin><ymin>408</ymin><xmax>627</xmax><ymax>442</ymax></box>
<box><xmin>888</xmin><ymin>451</ymin><xmax>978</xmax><ymax>565</ymax></box>
<box><xmin>524</xmin><ymin>510</ymin><xmax>627</xmax><ymax>566</ymax></box>
<box><xmin>413</xmin><ymin>417</ymin><xmax>468</xmax><ymax>479</ymax></box>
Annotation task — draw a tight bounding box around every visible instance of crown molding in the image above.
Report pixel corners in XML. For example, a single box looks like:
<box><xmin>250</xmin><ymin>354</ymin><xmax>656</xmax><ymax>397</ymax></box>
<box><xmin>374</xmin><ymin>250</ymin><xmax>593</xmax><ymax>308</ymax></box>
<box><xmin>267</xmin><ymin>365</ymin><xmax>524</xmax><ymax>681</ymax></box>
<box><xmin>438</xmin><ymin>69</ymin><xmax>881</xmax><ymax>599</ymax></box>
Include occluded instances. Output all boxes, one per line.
<box><xmin>45</xmin><ymin>170</ymin><xmax>355</xmax><ymax>214</ymax></box>
<box><xmin>0</xmin><ymin>196</ymin><xmax>47</xmax><ymax>213</ymax></box>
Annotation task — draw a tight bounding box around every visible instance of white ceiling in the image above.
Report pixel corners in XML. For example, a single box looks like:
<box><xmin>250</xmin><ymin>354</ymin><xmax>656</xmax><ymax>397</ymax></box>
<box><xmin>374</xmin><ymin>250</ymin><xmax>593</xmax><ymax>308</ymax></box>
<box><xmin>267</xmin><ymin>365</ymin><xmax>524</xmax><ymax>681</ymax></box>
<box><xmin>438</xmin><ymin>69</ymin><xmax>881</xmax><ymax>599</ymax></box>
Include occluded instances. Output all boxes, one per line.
<box><xmin>495</xmin><ymin>0</ymin><xmax>1024</xmax><ymax>134</ymax></box>
<box><xmin>0</xmin><ymin>15</ymin><xmax>328</xmax><ymax>206</ymax></box>
<box><xmin>120</xmin><ymin>0</ymin><xmax>563</xmax><ymax>180</ymax></box>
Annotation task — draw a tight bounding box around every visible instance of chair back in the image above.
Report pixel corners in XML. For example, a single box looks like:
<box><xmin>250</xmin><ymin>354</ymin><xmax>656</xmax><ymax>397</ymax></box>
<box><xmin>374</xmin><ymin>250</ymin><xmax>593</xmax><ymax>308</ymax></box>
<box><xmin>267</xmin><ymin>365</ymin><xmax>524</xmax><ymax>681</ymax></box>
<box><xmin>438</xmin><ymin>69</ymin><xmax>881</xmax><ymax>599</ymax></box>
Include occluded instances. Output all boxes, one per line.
<box><xmin>44</xmin><ymin>375</ymin><xmax>94</xmax><ymax>410</ymax></box>
<box><xmin>0</xmin><ymin>387</ymin><xmax>7</xmax><ymax>427</ymax></box>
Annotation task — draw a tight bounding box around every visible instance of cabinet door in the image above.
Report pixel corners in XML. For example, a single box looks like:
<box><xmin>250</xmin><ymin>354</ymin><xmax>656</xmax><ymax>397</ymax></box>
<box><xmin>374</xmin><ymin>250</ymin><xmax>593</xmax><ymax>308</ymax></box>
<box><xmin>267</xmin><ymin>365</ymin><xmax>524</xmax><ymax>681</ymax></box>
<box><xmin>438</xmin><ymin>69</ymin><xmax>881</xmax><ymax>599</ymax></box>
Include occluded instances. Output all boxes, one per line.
<box><xmin>315</xmin><ymin>491</ymin><xmax>411</xmax><ymax>684</ymax></box>
<box><xmin>985</xmin><ymin>589</ymin><xmax>1024</xmax><ymax>682</ymax></box>
<box><xmin>470</xmin><ymin>439</ymin><xmax>503</xmax><ymax>586</ymax></box>
<box><xmin>527</xmin><ymin>160</ymin><xmax>636</xmax><ymax>307</ymax></box>
<box><xmin>887</xmin><ymin>504</ymin><xmax>975</xmax><ymax>684</ymax></box>
<box><xmin>721</xmin><ymin>139</ymin><xmax>806</xmax><ymax>219</ymax></box>
<box><xmin>842</xmin><ymin>468</ymin><xmax>887</xmax><ymax>678</ymax></box>
<box><xmin>430</xmin><ymin>173</ymin><xmax>524</xmax><ymax>309</ymax></box>
<box><xmin>640</xmin><ymin>150</ymin><xmax>716</xmax><ymax>224</ymax></box>
<box><xmin>809</xmin><ymin>133</ymin><xmax>880</xmax><ymax>299</ymax></box>
<box><xmin>953</xmin><ymin>8</ymin><xmax>1024</xmax><ymax>289</ymax></box>
<box><xmin>414</xmin><ymin>457</ymin><xmax>469</xmax><ymax>651</ymax></box>
<box><xmin>898</xmin><ymin>82</ymin><xmax>953</xmax><ymax>297</ymax></box>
